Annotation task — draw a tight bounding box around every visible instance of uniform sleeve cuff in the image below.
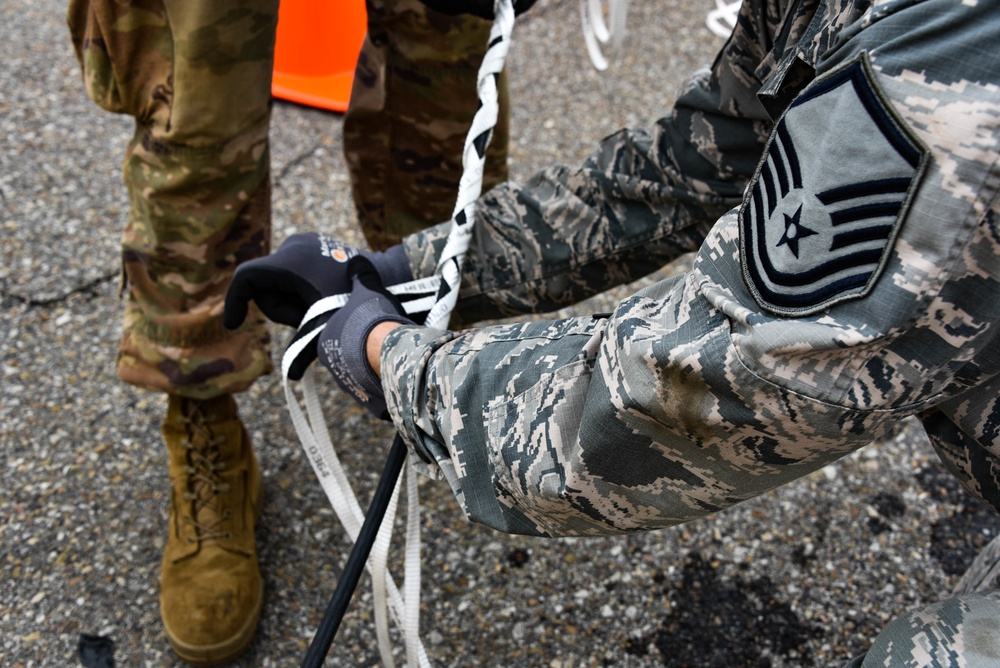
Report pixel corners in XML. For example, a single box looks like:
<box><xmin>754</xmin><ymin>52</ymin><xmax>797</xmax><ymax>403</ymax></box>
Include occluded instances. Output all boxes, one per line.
<box><xmin>380</xmin><ymin>325</ymin><xmax>459</xmax><ymax>466</ymax></box>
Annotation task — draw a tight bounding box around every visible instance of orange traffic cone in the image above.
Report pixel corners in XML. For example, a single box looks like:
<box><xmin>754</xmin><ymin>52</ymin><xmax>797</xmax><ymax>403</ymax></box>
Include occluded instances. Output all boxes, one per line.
<box><xmin>272</xmin><ymin>0</ymin><xmax>368</xmax><ymax>112</ymax></box>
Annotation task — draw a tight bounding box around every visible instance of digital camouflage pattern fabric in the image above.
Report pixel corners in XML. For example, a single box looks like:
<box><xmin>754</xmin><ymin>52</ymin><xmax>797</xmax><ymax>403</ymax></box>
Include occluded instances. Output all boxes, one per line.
<box><xmin>382</xmin><ymin>0</ymin><xmax>999</xmax><ymax>662</ymax></box>
<box><xmin>829</xmin><ymin>532</ymin><xmax>998</xmax><ymax>665</ymax></box>
<box><xmin>68</xmin><ymin>0</ymin><xmax>503</xmax><ymax>396</ymax></box>
<box><xmin>344</xmin><ymin>0</ymin><xmax>510</xmax><ymax>251</ymax></box>
<box><xmin>391</xmin><ymin>0</ymin><xmax>1000</xmax><ymax>537</ymax></box>
<box><xmin>849</xmin><ymin>590</ymin><xmax>1000</xmax><ymax>666</ymax></box>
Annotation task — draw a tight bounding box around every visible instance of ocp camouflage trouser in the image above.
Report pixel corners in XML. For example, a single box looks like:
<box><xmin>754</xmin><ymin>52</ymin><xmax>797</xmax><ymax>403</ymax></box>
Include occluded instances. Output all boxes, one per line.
<box><xmin>68</xmin><ymin>0</ymin><xmax>279</xmax><ymax>399</ymax></box>
<box><xmin>67</xmin><ymin>0</ymin><xmax>507</xmax><ymax>397</ymax></box>
<box><xmin>344</xmin><ymin>0</ymin><xmax>510</xmax><ymax>250</ymax></box>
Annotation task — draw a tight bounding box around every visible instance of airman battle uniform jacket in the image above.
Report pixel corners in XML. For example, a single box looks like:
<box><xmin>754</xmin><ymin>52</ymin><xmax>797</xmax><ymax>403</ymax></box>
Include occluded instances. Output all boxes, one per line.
<box><xmin>387</xmin><ymin>0</ymin><xmax>1000</xmax><ymax>543</ymax></box>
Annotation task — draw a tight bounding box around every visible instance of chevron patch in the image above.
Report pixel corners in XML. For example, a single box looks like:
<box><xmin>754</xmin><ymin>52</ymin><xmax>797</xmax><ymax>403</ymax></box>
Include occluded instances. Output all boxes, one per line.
<box><xmin>739</xmin><ymin>57</ymin><xmax>928</xmax><ymax>316</ymax></box>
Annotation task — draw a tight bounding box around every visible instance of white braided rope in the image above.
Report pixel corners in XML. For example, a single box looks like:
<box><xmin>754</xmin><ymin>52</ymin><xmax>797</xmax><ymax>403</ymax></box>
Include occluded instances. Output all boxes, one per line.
<box><xmin>425</xmin><ymin>2</ymin><xmax>513</xmax><ymax>330</ymax></box>
<box><xmin>281</xmin><ymin>2</ymin><xmax>516</xmax><ymax>665</ymax></box>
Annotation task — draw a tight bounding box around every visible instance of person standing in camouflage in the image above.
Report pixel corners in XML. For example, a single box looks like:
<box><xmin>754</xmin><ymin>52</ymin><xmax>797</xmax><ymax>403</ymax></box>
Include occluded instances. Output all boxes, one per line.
<box><xmin>230</xmin><ymin>0</ymin><xmax>1000</xmax><ymax>663</ymax></box>
<box><xmin>66</xmin><ymin>0</ymin><xmax>509</xmax><ymax>663</ymax></box>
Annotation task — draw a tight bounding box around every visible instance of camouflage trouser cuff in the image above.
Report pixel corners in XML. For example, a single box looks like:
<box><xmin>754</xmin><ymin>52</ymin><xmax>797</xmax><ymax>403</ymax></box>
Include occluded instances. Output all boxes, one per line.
<box><xmin>118</xmin><ymin>119</ymin><xmax>274</xmax><ymax>398</ymax></box>
<box><xmin>118</xmin><ymin>316</ymin><xmax>273</xmax><ymax>399</ymax></box>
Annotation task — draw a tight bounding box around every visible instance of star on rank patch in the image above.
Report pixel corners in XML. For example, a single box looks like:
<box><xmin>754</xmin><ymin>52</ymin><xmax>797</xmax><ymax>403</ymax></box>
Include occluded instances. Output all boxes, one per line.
<box><xmin>776</xmin><ymin>205</ymin><xmax>816</xmax><ymax>258</ymax></box>
<box><xmin>739</xmin><ymin>56</ymin><xmax>928</xmax><ymax>316</ymax></box>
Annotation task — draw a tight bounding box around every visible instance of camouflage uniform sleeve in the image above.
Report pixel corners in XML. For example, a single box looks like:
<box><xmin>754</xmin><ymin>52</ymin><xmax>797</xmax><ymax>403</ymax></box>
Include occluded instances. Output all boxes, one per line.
<box><xmin>384</xmin><ymin>0</ymin><xmax>1000</xmax><ymax>539</ymax></box>
<box><xmin>401</xmin><ymin>0</ymin><xmax>789</xmax><ymax>325</ymax></box>
<box><xmin>919</xmin><ymin>378</ymin><xmax>1000</xmax><ymax>516</ymax></box>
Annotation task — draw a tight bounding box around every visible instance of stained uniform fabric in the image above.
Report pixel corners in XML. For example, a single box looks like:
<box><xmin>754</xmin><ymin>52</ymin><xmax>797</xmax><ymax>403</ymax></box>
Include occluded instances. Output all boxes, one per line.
<box><xmin>67</xmin><ymin>0</ymin><xmax>508</xmax><ymax>397</ymax></box>
<box><xmin>381</xmin><ymin>0</ymin><xmax>999</xmax><ymax>661</ymax></box>
<box><xmin>838</xmin><ymin>534</ymin><xmax>1000</xmax><ymax>666</ymax></box>
<box><xmin>855</xmin><ymin>591</ymin><xmax>1000</xmax><ymax>667</ymax></box>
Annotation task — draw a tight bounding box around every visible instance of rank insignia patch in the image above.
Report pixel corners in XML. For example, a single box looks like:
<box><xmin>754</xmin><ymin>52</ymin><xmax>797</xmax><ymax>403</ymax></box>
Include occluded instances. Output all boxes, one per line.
<box><xmin>739</xmin><ymin>56</ymin><xmax>928</xmax><ymax>316</ymax></box>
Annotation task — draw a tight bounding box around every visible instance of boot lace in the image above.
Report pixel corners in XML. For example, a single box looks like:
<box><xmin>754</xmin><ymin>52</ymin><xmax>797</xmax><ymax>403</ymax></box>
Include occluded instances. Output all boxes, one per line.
<box><xmin>180</xmin><ymin>404</ymin><xmax>232</xmax><ymax>543</ymax></box>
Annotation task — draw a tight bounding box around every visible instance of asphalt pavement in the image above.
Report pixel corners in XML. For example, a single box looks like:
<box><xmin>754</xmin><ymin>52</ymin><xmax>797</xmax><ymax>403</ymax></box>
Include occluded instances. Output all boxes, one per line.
<box><xmin>3</xmin><ymin>0</ymin><xmax>1000</xmax><ymax>666</ymax></box>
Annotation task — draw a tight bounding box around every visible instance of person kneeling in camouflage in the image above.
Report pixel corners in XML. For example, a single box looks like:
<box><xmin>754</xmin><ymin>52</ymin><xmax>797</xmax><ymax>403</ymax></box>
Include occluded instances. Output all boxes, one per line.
<box><xmin>229</xmin><ymin>0</ymin><xmax>1000</xmax><ymax>664</ymax></box>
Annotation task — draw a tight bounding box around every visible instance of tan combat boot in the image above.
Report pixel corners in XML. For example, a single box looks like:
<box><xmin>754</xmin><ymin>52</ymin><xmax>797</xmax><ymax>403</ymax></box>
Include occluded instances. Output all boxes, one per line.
<box><xmin>160</xmin><ymin>394</ymin><xmax>263</xmax><ymax>665</ymax></box>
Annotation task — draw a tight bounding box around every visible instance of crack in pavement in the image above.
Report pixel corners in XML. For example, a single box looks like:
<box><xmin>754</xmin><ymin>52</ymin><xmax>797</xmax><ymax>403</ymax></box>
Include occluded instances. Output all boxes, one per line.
<box><xmin>2</xmin><ymin>271</ymin><xmax>118</xmax><ymax>308</ymax></box>
<box><xmin>275</xmin><ymin>146</ymin><xmax>320</xmax><ymax>184</ymax></box>
<box><xmin>4</xmin><ymin>140</ymin><xmax>322</xmax><ymax>311</ymax></box>
<box><xmin>2</xmin><ymin>147</ymin><xmax>318</xmax><ymax>311</ymax></box>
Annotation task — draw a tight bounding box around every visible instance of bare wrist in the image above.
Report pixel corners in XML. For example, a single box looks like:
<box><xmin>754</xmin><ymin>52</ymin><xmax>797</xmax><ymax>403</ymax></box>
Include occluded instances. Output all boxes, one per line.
<box><xmin>366</xmin><ymin>321</ymin><xmax>405</xmax><ymax>378</ymax></box>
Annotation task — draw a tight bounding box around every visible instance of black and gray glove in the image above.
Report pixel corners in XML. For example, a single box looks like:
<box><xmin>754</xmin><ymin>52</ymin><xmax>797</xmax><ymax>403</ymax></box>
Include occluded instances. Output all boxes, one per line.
<box><xmin>317</xmin><ymin>258</ymin><xmax>414</xmax><ymax>420</ymax></box>
<box><xmin>418</xmin><ymin>0</ymin><xmax>536</xmax><ymax>20</ymax></box>
<box><xmin>223</xmin><ymin>232</ymin><xmax>413</xmax><ymax>379</ymax></box>
<box><xmin>224</xmin><ymin>232</ymin><xmax>412</xmax><ymax>328</ymax></box>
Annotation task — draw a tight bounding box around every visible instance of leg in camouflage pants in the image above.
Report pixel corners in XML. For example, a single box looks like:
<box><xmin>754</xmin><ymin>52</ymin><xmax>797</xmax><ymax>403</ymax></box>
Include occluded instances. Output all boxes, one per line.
<box><xmin>845</xmin><ymin>534</ymin><xmax>1000</xmax><ymax>667</ymax></box>
<box><xmin>68</xmin><ymin>2</ymin><xmax>278</xmax><ymax>661</ymax></box>
<box><xmin>67</xmin><ymin>0</ymin><xmax>509</xmax><ymax>400</ymax></box>
<box><xmin>68</xmin><ymin>0</ymin><xmax>278</xmax><ymax>399</ymax></box>
<box><xmin>344</xmin><ymin>0</ymin><xmax>510</xmax><ymax>251</ymax></box>
<box><xmin>67</xmin><ymin>0</ymin><xmax>507</xmax><ymax>661</ymax></box>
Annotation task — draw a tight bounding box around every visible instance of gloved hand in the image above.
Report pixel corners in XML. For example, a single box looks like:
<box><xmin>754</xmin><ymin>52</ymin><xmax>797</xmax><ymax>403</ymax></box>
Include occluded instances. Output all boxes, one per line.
<box><xmin>223</xmin><ymin>232</ymin><xmax>413</xmax><ymax>380</ymax></box>
<box><xmin>224</xmin><ymin>232</ymin><xmax>413</xmax><ymax>328</ymax></box>
<box><xmin>317</xmin><ymin>258</ymin><xmax>414</xmax><ymax>420</ymax></box>
<box><xmin>418</xmin><ymin>0</ymin><xmax>536</xmax><ymax>20</ymax></box>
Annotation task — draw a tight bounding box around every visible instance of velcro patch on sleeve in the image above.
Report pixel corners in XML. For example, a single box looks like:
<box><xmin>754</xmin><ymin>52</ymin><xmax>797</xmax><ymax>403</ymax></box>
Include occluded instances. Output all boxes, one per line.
<box><xmin>739</xmin><ymin>55</ymin><xmax>928</xmax><ymax>317</ymax></box>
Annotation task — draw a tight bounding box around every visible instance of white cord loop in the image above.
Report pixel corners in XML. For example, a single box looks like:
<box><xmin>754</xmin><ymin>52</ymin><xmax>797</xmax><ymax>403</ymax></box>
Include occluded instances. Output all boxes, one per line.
<box><xmin>579</xmin><ymin>0</ymin><xmax>629</xmax><ymax>71</ymax></box>
<box><xmin>282</xmin><ymin>1</ymin><xmax>517</xmax><ymax>664</ymax></box>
